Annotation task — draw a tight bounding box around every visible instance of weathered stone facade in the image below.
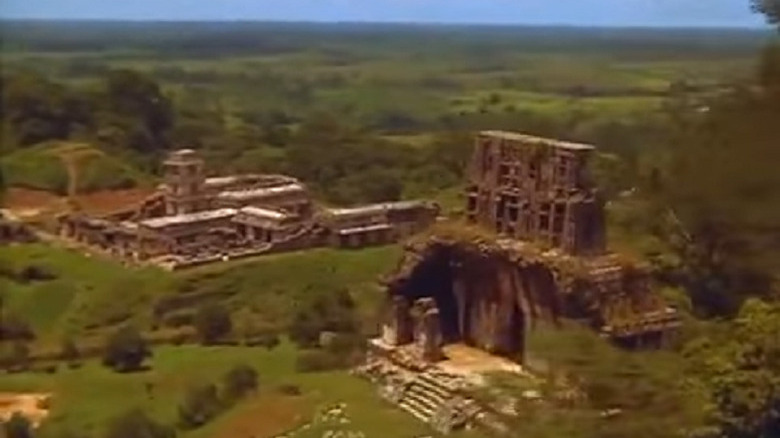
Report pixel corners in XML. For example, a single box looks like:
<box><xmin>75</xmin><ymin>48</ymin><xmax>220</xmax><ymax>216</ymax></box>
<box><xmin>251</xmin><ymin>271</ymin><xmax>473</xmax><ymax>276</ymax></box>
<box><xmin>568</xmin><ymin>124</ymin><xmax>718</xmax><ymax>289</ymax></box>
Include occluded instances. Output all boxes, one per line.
<box><xmin>467</xmin><ymin>131</ymin><xmax>606</xmax><ymax>256</ymax></box>
<box><xmin>377</xmin><ymin>131</ymin><xmax>678</xmax><ymax>365</ymax></box>
<box><xmin>58</xmin><ymin>149</ymin><xmax>439</xmax><ymax>268</ymax></box>
<box><xmin>383</xmin><ymin>233</ymin><xmax>678</xmax><ymax>358</ymax></box>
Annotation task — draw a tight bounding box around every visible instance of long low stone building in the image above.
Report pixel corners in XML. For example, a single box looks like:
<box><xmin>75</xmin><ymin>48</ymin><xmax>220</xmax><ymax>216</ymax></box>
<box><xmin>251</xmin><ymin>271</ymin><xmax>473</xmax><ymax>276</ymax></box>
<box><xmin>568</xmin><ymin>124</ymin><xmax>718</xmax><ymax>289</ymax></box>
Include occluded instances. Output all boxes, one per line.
<box><xmin>58</xmin><ymin>149</ymin><xmax>440</xmax><ymax>267</ymax></box>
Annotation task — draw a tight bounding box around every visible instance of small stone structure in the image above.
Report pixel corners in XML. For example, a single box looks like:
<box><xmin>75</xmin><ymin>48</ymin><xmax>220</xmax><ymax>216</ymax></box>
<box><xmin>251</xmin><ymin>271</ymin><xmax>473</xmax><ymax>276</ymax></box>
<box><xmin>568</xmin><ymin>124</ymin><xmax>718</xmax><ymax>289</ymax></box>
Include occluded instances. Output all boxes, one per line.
<box><xmin>57</xmin><ymin>149</ymin><xmax>439</xmax><ymax>269</ymax></box>
<box><xmin>412</xmin><ymin>298</ymin><xmax>444</xmax><ymax>362</ymax></box>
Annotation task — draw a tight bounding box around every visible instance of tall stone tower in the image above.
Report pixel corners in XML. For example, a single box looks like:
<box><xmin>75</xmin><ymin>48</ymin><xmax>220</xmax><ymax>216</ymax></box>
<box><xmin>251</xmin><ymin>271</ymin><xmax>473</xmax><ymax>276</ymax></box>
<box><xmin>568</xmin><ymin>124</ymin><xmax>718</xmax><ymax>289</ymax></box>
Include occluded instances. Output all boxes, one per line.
<box><xmin>163</xmin><ymin>149</ymin><xmax>207</xmax><ymax>215</ymax></box>
<box><xmin>465</xmin><ymin>131</ymin><xmax>606</xmax><ymax>256</ymax></box>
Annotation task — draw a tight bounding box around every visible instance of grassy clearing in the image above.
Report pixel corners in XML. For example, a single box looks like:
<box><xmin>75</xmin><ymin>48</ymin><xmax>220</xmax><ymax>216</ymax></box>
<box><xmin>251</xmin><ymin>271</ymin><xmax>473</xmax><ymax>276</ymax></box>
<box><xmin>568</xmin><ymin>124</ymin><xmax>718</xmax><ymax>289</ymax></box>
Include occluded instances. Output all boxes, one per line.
<box><xmin>0</xmin><ymin>244</ymin><xmax>176</xmax><ymax>341</ymax></box>
<box><xmin>1</xmin><ymin>243</ymin><xmax>401</xmax><ymax>341</ymax></box>
<box><xmin>178</xmin><ymin>245</ymin><xmax>401</xmax><ymax>329</ymax></box>
<box><xmin>0</xmin><ymin>343</ymin><xmax>483</xmax><ymax>438</ymax></box>
<box><xmin>1</xmin><ymin>142</ymin><xmax>152</xmax><ymax>195</ymax></box>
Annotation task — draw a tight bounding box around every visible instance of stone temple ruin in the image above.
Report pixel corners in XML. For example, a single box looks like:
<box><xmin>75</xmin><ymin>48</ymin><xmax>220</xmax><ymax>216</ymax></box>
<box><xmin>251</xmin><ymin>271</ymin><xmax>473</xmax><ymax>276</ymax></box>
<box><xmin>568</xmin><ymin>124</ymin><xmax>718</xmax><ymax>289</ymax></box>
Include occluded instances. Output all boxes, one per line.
<box><xmin>58</xmin><ymin>149</ymin><xmax>439</xmax><ymax>269</ymax></box>
<box><xmin>358</xmin><ymin>131</ymin><xmax>680</xmax><ymax>434</ymax></box>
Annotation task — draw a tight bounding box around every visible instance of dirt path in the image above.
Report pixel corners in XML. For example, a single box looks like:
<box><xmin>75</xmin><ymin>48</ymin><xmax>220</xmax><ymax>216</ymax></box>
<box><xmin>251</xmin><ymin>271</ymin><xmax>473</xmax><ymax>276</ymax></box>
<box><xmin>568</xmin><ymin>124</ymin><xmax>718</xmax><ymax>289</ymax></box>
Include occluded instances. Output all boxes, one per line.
<box><xmin>212</xmin><ymin>395</ymin><xmax>309</xmax><ymax>438</ymax></box>
<box><xmin>0</xmin><ymin>393</ymin><xmax>52</xmax><ymax>427</ymax></box>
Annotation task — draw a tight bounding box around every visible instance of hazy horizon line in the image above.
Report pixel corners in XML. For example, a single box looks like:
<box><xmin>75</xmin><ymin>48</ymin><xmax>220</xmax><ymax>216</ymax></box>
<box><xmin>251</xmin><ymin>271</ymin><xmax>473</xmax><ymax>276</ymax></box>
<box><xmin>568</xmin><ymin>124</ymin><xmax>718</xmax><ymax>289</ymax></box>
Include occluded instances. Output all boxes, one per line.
<box><xmin>0</xmin><ymin>17</ymin><xmax>771</xmax><ymax>31</ymax></box>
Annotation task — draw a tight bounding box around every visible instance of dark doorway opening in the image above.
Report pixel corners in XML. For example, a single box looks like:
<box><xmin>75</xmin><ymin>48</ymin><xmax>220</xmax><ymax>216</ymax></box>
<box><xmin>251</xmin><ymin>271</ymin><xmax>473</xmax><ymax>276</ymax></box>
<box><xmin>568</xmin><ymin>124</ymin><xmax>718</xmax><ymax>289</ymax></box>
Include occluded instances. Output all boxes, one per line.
<box><xmin>398</xmin><ymin>247</ymin><xmax>461</xmax><ymax>343</ymax></box>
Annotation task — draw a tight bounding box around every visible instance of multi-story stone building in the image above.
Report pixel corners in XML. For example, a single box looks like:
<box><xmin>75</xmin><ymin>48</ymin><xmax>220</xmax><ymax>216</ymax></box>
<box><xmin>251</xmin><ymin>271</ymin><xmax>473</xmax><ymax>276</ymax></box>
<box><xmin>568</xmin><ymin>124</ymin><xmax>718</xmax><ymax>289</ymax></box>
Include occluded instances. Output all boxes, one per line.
<box><xmin>466</xmin><ymin>131</ymin><xmax>606</xmax><ymax>255</ymax></box>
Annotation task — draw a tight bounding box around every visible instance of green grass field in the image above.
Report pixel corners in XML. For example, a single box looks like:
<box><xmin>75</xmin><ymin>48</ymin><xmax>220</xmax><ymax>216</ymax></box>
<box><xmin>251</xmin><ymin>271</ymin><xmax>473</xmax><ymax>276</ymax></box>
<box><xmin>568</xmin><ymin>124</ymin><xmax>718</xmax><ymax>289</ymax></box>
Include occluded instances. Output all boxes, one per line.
<box><xmin>0</xmin><ymin>343</ymin><xmax>484</xmax><ymax>438</ymax></box>
<box><xmin>0</xmin><ymin>244</ymin><xmax>176</xmax><ymax>341</ymax></box>
<box><xmin>0</xmin><ymin>242</ymin><xmax>478</xmax><ymax>437</ymax></box>
<box><xmin>0</xmin><ymin>243</ymin><xmax>401</xmax><ymax>341</ymax></box>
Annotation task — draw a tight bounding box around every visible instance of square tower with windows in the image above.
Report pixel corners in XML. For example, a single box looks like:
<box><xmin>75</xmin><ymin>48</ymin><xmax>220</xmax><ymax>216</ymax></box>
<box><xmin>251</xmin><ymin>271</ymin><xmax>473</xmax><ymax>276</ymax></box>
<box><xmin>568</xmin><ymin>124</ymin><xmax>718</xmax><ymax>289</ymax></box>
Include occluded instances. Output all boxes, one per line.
<box><xmin>162</xmin><ymin>149</ymin><xmax>208</xmax><ymax>215</ymax></box>
<box><xmin>465</xmin><ymin>131</ymin><xmax>606</xmax><ymax>255</ymax></box>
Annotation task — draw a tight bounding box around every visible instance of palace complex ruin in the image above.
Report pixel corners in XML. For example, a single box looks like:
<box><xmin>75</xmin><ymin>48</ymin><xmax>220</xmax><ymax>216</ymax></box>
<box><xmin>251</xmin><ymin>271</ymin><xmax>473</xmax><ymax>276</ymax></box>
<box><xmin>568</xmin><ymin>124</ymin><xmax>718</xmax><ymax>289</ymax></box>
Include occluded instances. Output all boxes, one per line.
<box><xmin>359</xmin><ymin>131</ymin><xmax>680</xmax><ymax>434</ymax></box>
<box><xmin>58</xmin><ymin>149</ymin><xmax>439</xmax><ymax>269</ymax></box>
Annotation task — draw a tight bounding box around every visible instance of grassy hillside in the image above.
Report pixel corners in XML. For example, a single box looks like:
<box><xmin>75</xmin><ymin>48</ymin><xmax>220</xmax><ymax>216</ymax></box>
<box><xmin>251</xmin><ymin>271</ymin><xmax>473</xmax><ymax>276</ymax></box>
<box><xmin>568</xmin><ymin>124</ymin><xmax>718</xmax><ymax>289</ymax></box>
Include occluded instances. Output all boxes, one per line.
<box><xmin>0</xmin><ymin>142</ymin><xmax>152</xmax><ymax>195</ymax></box>
<box><xmin>0</xmin><ymin>243</ymin><xmax>401</xmax><ymax>341</ymax></box>
<box><xmin>0</xmin><ymin>244</ymin><xmax>176</xmax><ymax>341</ymax></box>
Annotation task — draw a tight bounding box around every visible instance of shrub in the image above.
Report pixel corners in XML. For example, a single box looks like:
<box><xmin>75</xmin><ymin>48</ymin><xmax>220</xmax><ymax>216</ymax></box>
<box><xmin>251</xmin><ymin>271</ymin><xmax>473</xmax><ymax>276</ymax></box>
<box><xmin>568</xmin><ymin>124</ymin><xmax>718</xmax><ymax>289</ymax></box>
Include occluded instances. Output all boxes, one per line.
<box><xmin>277</xmin><ymin>383</ymin><xmax>302</xmax><ymax>396</ymax></box>
<box><xmin>245</xmin><ymin>331</ymin><xmax>281</xmax><ymax>349</ymax></box>
<box><xmin>19</xmin><ymin>264</ymin><xmax>57</xmax><ymax>282</ymax></box>
<box><xmin>3</xmin><ymin>412</ymin><xmax>33</xmax><ymax>438</ymax></box>
<box><xmin>0</xmin><ymin>314</ymin><xmax>36</xmax><ymax>341</ymax></box>
<box><xmin>178</xmin><ymin>383</ymin><xmax>222</xmax><ymax>429</ymax></box>
<box><xmin>288</xmin><ymin>289</ymin><xmax>358</xmax><ymax>348</ymax></box>
<box><xmin>102</xmin><ymin>325</ymin><xmax>152</xmax><ymax>372</ymax></box>
<box><xmin>105</xmin><ymin>409</ymin><xmax>175</xmax><ymax>438</ymax></box>
<box><xmin>60</xmin><ymin>337</ymin><xmax>80</xmax><ymax>363</ymax></box>
<box><xmin>162</xmin><ymin>309</ymin><xmax>194</xmax><ymax>328</ymax></box>
<box><xmin>3</xmin><ymin>340</ymin><xmax>32</xmax><ymax>371</ymax></box>
<box><xmin>193</xmin><ymin>303</ymin><xmax>233</xmax><ymax>345</ymax></box>
<box><xmin>296</xmin><ymin>349</ymin><xmax>344</xmax><ymax>373</ymax></box>
<box><xmin>221</xmin><ymin>364</ymin><xmax>258</xmax><ymax>402</ymax></box>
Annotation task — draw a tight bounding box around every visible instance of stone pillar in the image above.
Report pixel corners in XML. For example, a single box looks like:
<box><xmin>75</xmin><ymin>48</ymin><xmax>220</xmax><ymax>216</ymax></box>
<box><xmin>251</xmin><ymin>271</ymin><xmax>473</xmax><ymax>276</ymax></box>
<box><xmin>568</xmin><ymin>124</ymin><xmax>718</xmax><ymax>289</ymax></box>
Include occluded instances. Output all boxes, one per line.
<box><xmin>382</xmin><ymin>296</ymin><xmax>413</xmax><ymax>346</ymax></box>
<box><xmin>414</xmin><ymin>298</ymin><xmax>443</xmax><ymax>362</ymax></box>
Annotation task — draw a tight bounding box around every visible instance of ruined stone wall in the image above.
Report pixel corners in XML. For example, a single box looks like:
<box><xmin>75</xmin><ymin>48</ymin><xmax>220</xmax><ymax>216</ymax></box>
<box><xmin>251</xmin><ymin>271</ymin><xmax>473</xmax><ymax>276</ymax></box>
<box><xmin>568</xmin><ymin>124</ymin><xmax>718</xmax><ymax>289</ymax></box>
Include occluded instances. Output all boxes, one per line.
<box><xmin>383</xmin><ymin>229</ymin><xmax>678</xmax><ymax>359</ymax></box>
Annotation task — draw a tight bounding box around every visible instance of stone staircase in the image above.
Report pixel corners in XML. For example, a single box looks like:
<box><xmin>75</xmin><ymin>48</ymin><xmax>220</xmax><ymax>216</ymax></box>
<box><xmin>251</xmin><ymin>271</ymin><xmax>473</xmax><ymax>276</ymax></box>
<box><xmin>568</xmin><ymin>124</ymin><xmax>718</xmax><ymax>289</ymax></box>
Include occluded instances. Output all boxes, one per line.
<box><xmin>397</xmin><ymin>369</ymin><xmax>461</xmax><ymax>426</ymax></box>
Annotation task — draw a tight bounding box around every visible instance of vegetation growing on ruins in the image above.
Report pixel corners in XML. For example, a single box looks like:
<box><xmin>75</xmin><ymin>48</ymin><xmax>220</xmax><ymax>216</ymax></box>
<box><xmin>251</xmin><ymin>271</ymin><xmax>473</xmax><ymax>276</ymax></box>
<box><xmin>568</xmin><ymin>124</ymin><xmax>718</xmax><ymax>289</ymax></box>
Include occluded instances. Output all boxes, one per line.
<box><xmin>2</xmin><ymin>2</ymin><xmax>780</xmax><ymax>436</ymax></box>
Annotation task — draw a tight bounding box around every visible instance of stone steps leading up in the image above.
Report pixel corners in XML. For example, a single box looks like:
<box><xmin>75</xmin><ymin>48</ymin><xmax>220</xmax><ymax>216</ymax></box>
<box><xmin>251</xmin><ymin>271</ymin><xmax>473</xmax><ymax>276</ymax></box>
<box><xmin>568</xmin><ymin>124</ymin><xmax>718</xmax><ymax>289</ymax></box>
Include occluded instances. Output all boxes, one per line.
<box><xmin>420</xmin><ymin>371</ymin><xmax>458</xmax><ymax>392</ymax></box>
<box><xmin>405</xmin><ymin>386</ymin><xmax>445</xmax><ymax>411</ymax></box>
<box><xmin>396</xmin><ymin>370</ymin><xmax>461</xmax><ymax>426</ymax></box>
<box><xmin>399</xmin><ymin>393</ymin><xmax>435</xmax><ymax>422</ymax></box>
<box><xmin>414</xmin><ymin>377</ymin><xmax>452</xmax><ymax>400</ymax></box>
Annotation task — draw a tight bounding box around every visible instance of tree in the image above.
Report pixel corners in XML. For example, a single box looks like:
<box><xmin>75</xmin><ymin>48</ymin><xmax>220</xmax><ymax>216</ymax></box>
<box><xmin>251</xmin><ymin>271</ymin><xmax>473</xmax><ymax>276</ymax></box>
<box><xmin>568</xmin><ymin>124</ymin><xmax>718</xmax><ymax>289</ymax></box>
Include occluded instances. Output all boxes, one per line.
<box><xmin>288</xmin><ymin>289</ymin><xmax>357</xmax><ymax>348</ymax></box>
<box><xmin>0</xmin><ymin>313</ymin><xmax>35</xmax><ymax>341</ymax></box>
<box><xmin>688</xmin><ymin>300</ymin><xmax>780</xmax><ymax>438</ymax></box>
<box><xmin>9</xmin><ymin>341</ymin><xmax>31</xmax><ymax>370</ymax></box>
<box><xmin>426</xmin><ymin>131</ymin><xmax>473</xmax><ymax>178</ymax></box>
<box><xmin>177</xmin><ymin>384</ymin><xmax>222</xmax><ymax>429</ymax></box>
<box><xmin>60</xmin><ymin>337</ymin><xmax>80</xmax><ymax>363</ymax></box>
<box><xmin>517</xmin><ymin>323</ymin><xmax>707</xmax><ymax>438</ymax></box>
<box><xmin>104</xmin><ymin>409</ymin><xmax>175</xmax><ymax>438</ymax></box>
<box><xmin>3</xmin><ymin>413</ymin><xmax>33</xmax><ymax>438</ymax></box>
<box><xmin>753</xmin><ymin>0</ymin><xmax>780</xmax><ymax>27</ymax></box>
<box><xmin>659</xmin><ymin>81</ymin><xmax>780</xmax><ymax>316</ymax></box>
<box><xmin>193</xmin><ymin>303</ymin><xmax>233</xmax><ymax>345</ymax></box>
<box><xmin>102</xmin><ymin>325</ymin><xmax>151</xmax><ymax>372</ymax></box>
<box><xmin>103</xmin><ymin>69</ymin><xmax>173</xmax><ymax>143</ymax></box>
<box><xmin>1</xmin><ymin>72</ymin><xmax>89</xmax><ymax>146</ymax></box>
<box><xmin>221</xmin><ymin>364</ymin><xmax>258</xmax><ymax>402</ymax></box>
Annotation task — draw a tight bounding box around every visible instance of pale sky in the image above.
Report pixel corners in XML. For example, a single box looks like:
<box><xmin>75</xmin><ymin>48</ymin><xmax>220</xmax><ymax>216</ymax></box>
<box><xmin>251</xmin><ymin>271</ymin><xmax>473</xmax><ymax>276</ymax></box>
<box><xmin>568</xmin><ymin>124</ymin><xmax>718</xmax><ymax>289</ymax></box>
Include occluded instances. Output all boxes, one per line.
<box><xmin>0</xmin><ymin>0</ymin><xmax>767</xmax><ymax>28</ymax></box>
